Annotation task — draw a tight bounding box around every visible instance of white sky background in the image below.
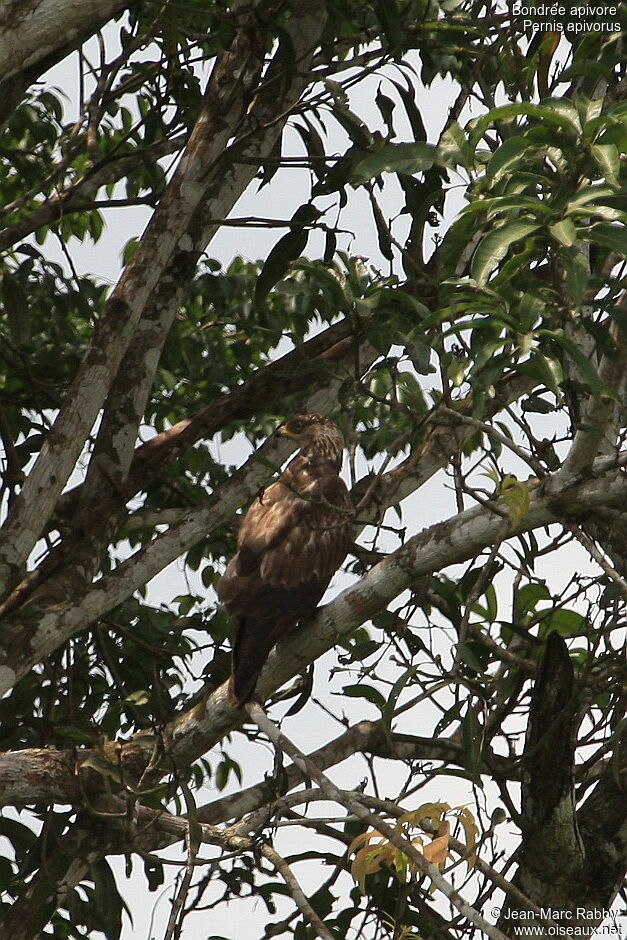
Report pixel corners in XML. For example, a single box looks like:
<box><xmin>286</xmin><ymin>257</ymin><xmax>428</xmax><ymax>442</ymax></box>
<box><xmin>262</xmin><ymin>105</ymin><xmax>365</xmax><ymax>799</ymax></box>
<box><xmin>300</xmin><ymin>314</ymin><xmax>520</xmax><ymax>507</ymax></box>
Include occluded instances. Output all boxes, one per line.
<box><xmin>8</xmin><ymin>13</ymin><xmax>621</xmax><ymax>940</ymax></box>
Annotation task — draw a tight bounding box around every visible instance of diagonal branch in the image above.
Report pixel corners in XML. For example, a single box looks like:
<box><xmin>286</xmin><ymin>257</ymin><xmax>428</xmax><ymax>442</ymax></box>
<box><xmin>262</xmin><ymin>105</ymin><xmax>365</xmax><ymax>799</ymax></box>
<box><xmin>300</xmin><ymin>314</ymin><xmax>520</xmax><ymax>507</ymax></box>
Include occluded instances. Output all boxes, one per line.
<box><xmin>53</xmin><ymin>318</ymin><xmax>361</xmax><ymax>524</ymax></box>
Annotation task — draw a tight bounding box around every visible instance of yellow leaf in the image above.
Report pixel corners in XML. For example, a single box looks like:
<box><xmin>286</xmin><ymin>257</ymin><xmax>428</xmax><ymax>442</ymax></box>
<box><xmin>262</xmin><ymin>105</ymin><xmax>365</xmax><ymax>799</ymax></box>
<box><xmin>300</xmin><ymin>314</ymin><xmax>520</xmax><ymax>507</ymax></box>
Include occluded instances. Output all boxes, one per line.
<box><xmin>500</xmin><ymin>474</ymin><xmax>530</xmax><ymax>527</ymax></box>
<box><xmin>348</xmin><ymin>829</ymin><xmax>383</xmax><ymax>855</ymax></box>
<box><xmin>398</xmin><ymin>802</ymin><xmax>450</xmax><ymax>829</ymax></box>
<box><xmin>455</xmin><ymin>806</ymin><xmax>478</xmax><ymax>870</ymax></box>
<box><xmin>351</xmin><ymin>841</ymin><xmax>395</xmax><ymax>894</ymax></box>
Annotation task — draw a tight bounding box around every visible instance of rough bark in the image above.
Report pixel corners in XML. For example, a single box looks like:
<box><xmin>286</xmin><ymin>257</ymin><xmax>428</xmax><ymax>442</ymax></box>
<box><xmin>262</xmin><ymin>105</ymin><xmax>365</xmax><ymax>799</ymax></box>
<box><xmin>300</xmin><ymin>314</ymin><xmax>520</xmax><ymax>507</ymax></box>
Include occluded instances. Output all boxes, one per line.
<box><xmin>499</xmin><ymin>634</ymin><xmax>583</xmax><ymax>936</ymax></box>
<box><xmin>499</xmin><ymin>634</ymin><xmax>626</xmax><ymax>938</ymax></box>
<box><xmin>0</xmin><ymin>0</ymin><xmax>138</xmax><ymax>125</ymax></box>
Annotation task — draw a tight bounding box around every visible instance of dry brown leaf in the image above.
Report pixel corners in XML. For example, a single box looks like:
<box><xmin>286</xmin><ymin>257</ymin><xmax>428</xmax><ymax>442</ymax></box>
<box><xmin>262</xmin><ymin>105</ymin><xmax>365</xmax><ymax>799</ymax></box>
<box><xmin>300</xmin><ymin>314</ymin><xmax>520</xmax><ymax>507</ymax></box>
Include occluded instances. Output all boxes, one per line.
<box><xmin>422</xmin><ymin>820</ymin><xmax>450</xmax><ymax>867</ymax></box>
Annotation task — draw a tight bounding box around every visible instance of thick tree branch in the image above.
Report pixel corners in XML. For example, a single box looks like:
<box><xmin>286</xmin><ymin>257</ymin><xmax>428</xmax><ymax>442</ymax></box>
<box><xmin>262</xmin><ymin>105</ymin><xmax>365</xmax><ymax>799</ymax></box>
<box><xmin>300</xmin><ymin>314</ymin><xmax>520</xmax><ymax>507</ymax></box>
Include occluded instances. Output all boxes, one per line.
<box><xmin>0</xmin><ymin>0</ymin><xmax>138</xmax><ymax>126</ymax></box>
<box><xmin>53</xmin><ymin>319</ymin><xmax>361</xmax><ymax>524</ymax></box>
<box><xmin>0</xmin><ymin>0</ymin><xmax>135</xmax><ymax>85</ymax></box>
<box><xmin>0</xmin><ymin>713</ymin><xmax>514</xmax><ymax>814</ymax></box>
<box><xmin>557</xmin><ymin>323</ymin><xmax>626</xmax><ymax>488</ymax></box>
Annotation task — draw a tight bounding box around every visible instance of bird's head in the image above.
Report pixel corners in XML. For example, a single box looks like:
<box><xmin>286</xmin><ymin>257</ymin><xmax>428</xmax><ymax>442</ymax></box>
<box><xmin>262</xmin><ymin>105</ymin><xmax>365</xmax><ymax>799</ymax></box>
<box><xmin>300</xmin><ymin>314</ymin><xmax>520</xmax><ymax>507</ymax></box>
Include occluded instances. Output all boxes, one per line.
<box><xmin>277</xmin><ymin>414</ymin><xmax>344</xmax><ymax>469</ymax></box>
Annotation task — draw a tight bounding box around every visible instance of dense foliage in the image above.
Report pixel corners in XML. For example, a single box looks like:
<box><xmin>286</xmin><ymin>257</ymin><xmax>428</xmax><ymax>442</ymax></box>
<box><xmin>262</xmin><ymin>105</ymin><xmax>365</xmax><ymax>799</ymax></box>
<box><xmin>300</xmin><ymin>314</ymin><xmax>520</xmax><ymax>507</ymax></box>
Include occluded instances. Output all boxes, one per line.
<box><xmin>0</xmin><ymin>1</ymin><xmax>625</xmax><ymax>939</ymax></box>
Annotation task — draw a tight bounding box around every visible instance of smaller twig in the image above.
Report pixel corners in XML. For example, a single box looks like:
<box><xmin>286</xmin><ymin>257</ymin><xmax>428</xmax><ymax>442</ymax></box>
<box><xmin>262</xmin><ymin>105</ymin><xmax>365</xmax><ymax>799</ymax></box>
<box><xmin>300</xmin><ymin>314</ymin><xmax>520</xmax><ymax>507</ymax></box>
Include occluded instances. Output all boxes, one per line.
<box><xmin>436</xmin><ymin>406</ymin><xmax>546</xmax><ymax>477</ymax></box>
<box><xmin>259</xmin><ymin>844</ymin><xmax>336</xmax><ymax>940</ymax></box>
<box><xmin>163</xmin><ymin>826</ymin><xmax>197</xmax><ymax>940</ymax></box>
<box><xmin>563</xmin><ymin>523</ymin><xmax>627</xmax><ymax>601</ymax></box>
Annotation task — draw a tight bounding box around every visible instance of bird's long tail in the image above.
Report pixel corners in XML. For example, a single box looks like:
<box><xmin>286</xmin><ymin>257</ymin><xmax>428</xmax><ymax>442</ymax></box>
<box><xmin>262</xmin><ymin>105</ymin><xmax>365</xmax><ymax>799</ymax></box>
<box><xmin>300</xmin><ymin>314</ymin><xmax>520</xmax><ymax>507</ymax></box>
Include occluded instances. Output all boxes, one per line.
<box><xmin>228</xmin><ymin>617</ymin><xmax>286</xmax><ymax>708</ymax></box>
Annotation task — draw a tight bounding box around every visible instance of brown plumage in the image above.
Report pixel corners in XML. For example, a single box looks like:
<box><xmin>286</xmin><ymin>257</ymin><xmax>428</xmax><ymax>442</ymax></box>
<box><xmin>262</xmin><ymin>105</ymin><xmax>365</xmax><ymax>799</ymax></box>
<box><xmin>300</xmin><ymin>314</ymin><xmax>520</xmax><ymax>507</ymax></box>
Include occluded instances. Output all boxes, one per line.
<box><xmin>218</xmin><ymin>414</ymin><xmax>353</xmax><ymax>707</ymax></box>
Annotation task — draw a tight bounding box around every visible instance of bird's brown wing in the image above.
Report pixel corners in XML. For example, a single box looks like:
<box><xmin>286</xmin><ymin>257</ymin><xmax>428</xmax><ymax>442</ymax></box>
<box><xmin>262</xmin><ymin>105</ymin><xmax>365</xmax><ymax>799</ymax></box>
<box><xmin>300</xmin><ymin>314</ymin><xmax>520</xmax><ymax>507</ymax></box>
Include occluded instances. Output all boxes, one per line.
<box><xmin>219</xmin><ymin>467</ymin><xmax>352</xmax><ymax>706</ymax></box>
<box><xmin>257</xmin><ymin>472</ymin><xmax>352</xmax><ymax>588</ymax></box>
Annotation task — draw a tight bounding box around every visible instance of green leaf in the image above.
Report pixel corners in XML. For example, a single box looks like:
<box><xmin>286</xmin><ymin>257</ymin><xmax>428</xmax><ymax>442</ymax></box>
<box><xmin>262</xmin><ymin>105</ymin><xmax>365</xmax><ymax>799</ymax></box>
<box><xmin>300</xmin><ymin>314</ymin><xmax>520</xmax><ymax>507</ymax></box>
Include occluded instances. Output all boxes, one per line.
<box><xmin>584</xmin><ymin>222</ymin><xmax>627</xmax><ymax>258</ymax></box>
<box><xmin>516</xmin><ymin>583</ymin><xmax>551</xmax><ymax>615</ymax></box>
<box><xmin>389</xmin><ymin>77</ymin><xmax>427</xmax><ymax>144</ymax></box>
<box><xmin>540</xmin><ymin>329</ymin><xmax>604</xmax><ymax>393</ymax></box>
<box><xmin>484</xmin><ymin>195</ymin><xmax>555</xmax><ymax>220</ymax></box>
<box><xmin>81</xmin><ymin>752</ymin><xmax>124</xmax><ymax>784</ymax></box>
<box><xmin>438</xmin><ymin>212</ymin><xmax>480</xmax><ymax>278</ymax></box>
<box><xmin>537</xmin><ymin>99</ymin><xmax>582</xmax><ymax>135</ymax></box>
<box><xmin>215</xmin><ymin>755</ymin><xmax>242</xmax><ymax>791</ymax></box>
<box><xmin>55</xmin><ymin>724</ymin><xmax>96</xmax><ymax>744</ymax></box>
<box><xmin>293</xmin><ymin>117</ymin><xmax>327</xmax><ymax>182</ymax></box>
<box><xmin>590</xmin><ymin>144</ymin><xmax>620</xmax><ymax>187</ymax></box>
<box><xmin>461</xmin><ymin>702</ymin><xmax>483</xmax><ymax>781</ymax></box>
<box><xmin>484</xmin><ymin>136</ymin><xmax>534</xmax><ymax>184</ymax></box>
<box><xmin>549</xmin><ymin>218</ymin><xmax>576</xmax><ymax>247</ymax></box>
<box><xmin>484</xmin><ymin>583</ymin><xmax>498</xmax><ymax>621</ymax></box>
<box><xmin>325</xmin><ymin>80</ymin><xmax>374</xmax><ymax>149</ymax></box>
<box><xmin>567</xmin><ymin>184</ymin><xmax>616</xmax><ymax>209</ymax></box>
<box><xmin>578</xmin><ymin>95</ymin><xmax>603</xmax><ymax>128</ymax></box>
<box><xmin>437</xmin><ymin>120</ymin><xmax>470</xmax><ymax>169</ymax></box>
<box><xmin>469</xmin><ymin>100</ymin><xmax>582</xmax><ymax>154</ymax></box>
<box><xmin>341</xmin><ymin>684</ymin><xmax>387</xmax><ymax>711</ymax></box>
<box><xmin>255</xmin><ymin>205</ymin><xmax>320</xmax><ymax>306</ymax></box>
<box><xmin>456</xmin><ymin>643</ymin><xmax>485</xmax><ymax>674</ymax></box>
<box><xmin>375</xmin><ymin>86</ymin><xmax>396</xmax><ymax>137</ymax></box>
<box><xmin>567</xmin><ymin>205</ymin><xmax>625</xmax><ymax>222</ymax></box>
<box><xmin>351</xmin><ymin>142</ymin><xmax>437</xmax><ymax>185</ymax></box>
<box><xmin>471</xmin><ymin>220</ymin><xmax>540</xmax><ymax>286</ymax></box>
<box><xmin>292</xmin><ymin>259</ymin><xmax>350</xmax><ymax>311</ymax></box>
<box><xmin>143</xmin><ymin>857</ymin><xmax>164</xmax><ymax>892</ymax></box>
<box><xmin>521</xmin><ymin>393</ymin><xmax>554</xmax><ymax>414</ymax></box>
<box><xmin>91</xmin><ymin>858</ymin><xmax>128</xmax><ymax>940</ymax></box>
<box><xmin>180</xmin><ymin>779</ymin><xmax>202</xmax><ymax>852</ymax></box>
<box><xmin>382</xmin><ymin>666</ymin><xmax>419</xmax><ymax>734</ymax></box>
<box><xmin>560</xmin><ymin>247</ymin><xmax>589</xmax><ymax>307</ymax></box>
<box><xmin>374</xmin><ymin>0</ymin><xmax>403</xmax><ymax>48</ymax></box>
<box><xmin>539</xmin><ymin>607</ymin><xmax>586</xmax><ymax>637</ymax></box>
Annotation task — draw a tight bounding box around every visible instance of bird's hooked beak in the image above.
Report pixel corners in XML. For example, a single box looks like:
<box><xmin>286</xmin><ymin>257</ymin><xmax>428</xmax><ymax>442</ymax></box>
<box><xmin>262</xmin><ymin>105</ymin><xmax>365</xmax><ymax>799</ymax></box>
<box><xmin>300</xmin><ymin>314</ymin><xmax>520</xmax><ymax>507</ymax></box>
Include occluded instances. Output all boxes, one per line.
<box><xmin>276</xmin><ymin>425</ymin><xmax>297</xmax><ymax>440</ymax></box>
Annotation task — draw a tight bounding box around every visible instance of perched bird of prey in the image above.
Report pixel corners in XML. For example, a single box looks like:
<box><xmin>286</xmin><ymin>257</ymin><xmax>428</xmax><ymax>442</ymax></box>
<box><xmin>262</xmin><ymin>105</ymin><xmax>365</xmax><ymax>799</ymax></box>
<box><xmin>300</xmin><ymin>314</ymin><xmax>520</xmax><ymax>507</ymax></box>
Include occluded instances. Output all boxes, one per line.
<box><xmin>218</xmin><ymin>414</ymin><xmax>353</xmax><ymax>707</ymax></box>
